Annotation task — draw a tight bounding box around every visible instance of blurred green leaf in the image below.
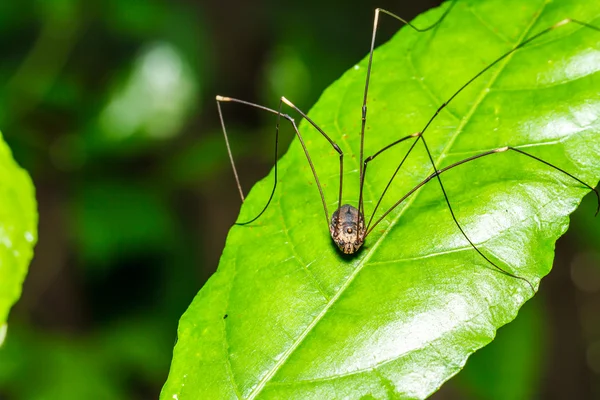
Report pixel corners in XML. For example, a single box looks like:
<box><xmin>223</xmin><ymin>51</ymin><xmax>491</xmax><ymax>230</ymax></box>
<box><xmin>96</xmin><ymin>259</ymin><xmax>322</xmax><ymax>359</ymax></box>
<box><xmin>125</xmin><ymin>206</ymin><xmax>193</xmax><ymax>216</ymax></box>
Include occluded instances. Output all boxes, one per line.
<box><xmin>34</xmin><ymin>0</ymin><xmax>79</xmax><ymax>21</ymax></box>
<box><xmin>0</xmin><ymin>2</ymin><xmax>26</xmax><ymax>33</ymax></box>
<box><xmin>163</xmin><ymin>0</ymin><xmax>600</xmax><ymax>398</ymax></box>
<box><xmin>0</xmin><ymin>129</ymin><xmax>36</xmax><ymax>336</ymax></box>
<box><xmin>263</xmin><ymin>46</ymin><xmax>312</xmax><ymax>108</ymax></box>
<box><xmin>0</xmin><ymin>318</ymin><xmax>171</xmax><ymax>400</ymax></box>
<box><xmin>99</xmin><ymin>317</ymin><xmax>174</xmax><ymax>380</ymax></box>
<box><xmin>168</xmin><ymin>130</ymin><xmax>270</xmax><ymax>187</ymax></box>
<box><xmin>105</xmin><ymin>0</ymin><xmax>167</xmax><ymax>37</ymax></box>
<box><xmin>168</xmin><ymin>134</ymin><xmax>233</xmax><ymax>187</ymax></box>
<box><xmin>97</xmin><ymin>42</ymin><xmax>198</xmax><ymax>143</ymax></box>
<box><xmin>0</xmin><ymin>3</ymin><xmax>81</xmax><ymax>125</ymax></box>
<box><xmin>71</xmin><ymin>180</ymin><xmax>174</xmax><ymax>269</ymax></box>
<box><xmin>0</xmin><ymin>328</ymin><xmax>122</xmax><ymax>400</ymax></box>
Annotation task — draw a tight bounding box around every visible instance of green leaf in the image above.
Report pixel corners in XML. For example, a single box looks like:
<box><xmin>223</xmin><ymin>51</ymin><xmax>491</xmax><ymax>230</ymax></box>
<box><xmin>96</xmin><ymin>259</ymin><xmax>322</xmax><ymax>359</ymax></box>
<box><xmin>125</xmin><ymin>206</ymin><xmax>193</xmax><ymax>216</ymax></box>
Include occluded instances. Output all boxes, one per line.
<box><xmin>0</xmin><ymin>130</ymin><xmax>37</xmax><ymax>336</ymax></box>
<box><xmin>453</xmin><ymin>294</ymin><xmax>545</xmax><ymax>399</ymax></box>
<box><xmin>162</xmin><ymin>0</ymin><xmax>600</xmax><ymax>398</ymax></box>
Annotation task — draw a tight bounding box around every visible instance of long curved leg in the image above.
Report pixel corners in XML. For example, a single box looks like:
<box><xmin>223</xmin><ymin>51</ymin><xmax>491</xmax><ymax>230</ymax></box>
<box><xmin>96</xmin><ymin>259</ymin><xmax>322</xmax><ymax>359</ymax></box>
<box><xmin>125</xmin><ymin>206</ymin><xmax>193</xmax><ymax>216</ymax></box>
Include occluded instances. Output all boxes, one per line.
<box><xmin>359</xmin><ymin>1</ymin><xmax>458</xmax><ymax>182</ymax></box>
<box><xmin>358</xmin><ymin>132</ymin><xmax>421</xmax><ymax>229</ymax></box>
<box><xmin>355</xmin><ymin>0</ymin><xmax>458</xmax><ymax>244</ymax></box>
<box><xmin>366</xmin><ymin>145</ymin><xmax>600</xmax><ymax>292</ymax></box>
<box><xmin>412</xmin><ymin>18</ymin><xmax>600</xmax><ymax>289</ymax></box>
<box><xmin>216</xmin><ymin>95</ymin><xmax>343</xmax><ymax>227</ymax></box>
<box><xmin>281</xmin><ymin>97</ymin><xmax>344</xmax><ymax>220</ymax></box>
<box><xmin>360</xmin><ymin>14</ymin><xmax>600</xmax><ymax>279</ymax></box>
<box><xmin>362</xmin><ymin>17</ymin><xmax>600</xmax><ymax>228</ymax></box>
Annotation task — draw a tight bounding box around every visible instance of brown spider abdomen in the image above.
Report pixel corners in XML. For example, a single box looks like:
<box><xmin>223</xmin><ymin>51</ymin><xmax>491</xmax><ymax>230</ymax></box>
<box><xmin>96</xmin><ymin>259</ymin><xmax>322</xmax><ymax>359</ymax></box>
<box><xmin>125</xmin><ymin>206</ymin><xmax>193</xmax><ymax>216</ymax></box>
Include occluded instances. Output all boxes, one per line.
<box><xmin>329</xmin><ymin>204</ymin><xmax>366</xmax><ymax>254</ymax></box>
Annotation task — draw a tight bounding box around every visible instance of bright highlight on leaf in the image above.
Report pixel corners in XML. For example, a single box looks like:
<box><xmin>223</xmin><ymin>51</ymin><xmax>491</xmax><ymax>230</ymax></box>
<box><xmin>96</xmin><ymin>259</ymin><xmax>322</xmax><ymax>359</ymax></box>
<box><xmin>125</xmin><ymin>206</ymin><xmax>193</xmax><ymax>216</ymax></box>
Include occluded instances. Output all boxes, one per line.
<box><xmin>163</xmin><ymin>0</ymin><xmax>600</xmax><ymax>398</ymax></box>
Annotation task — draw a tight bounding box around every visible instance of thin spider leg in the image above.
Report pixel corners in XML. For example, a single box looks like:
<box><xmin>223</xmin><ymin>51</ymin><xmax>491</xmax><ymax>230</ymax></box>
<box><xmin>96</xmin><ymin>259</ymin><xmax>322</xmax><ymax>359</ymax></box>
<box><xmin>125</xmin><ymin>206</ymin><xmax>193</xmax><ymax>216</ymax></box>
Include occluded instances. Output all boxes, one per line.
<box><xmin>406</xmin><ymin>18</ymin><xmax>600</xmax><ymax>291</ymax></box>
<box><xmin>509</xmin><ymin>147</ymin><xmax>600</xmax><ymax>216</ymax></box>
<box><xmin>358</xmin><ymin>132</ymin><xmax>421</xmax><ymax>232</ymax></box>
<box><xmin>359</xmin><ymin>0</ymin><xmax>458</xmax><ymax>180</ymax></box>
<box><xmin>367</xmin><ymin>145</ymin><xmax>600</xmax><ymax>292</ymax></box>
<box><xmin>280</xmin><ymin>97</ymin><xmax>345</xmax><ymax>217</ymax></box>
<box><xmin>216</xmin><ymin>95</ymin><xmax>341</xmax><ymax>228</ymax></box>
<box><xmin>417</xmin><ymin>19</ymin><xmax>600</xmax><ymax>141</ymax></box>
<box><xmin>216</xmin><ymin>95</ymin><xmax>288</xmax><ymax>225</ymax></box>
<box><xmin>356</xmin><ymin>0</ymin><xmax>457</xmax><ymax>243</ymax></box>
<box><xmin>217</xmin><ymin>97</ymin><xmax>251</xmax><ymax>202</ymax></box>
<box><xmin>363</xmin><ymin>18</ymin><xmax>600</xmax><ymax>234</ymax></box>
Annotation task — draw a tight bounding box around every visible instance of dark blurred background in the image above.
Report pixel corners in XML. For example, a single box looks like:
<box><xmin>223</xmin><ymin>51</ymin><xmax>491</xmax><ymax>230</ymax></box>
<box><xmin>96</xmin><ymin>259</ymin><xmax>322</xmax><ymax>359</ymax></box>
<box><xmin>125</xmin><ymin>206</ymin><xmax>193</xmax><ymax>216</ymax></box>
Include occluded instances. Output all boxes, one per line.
<box><xmin>0</xmin><ymin>0</ymin><xmax>598</xmax><ymax>399</ymax></box>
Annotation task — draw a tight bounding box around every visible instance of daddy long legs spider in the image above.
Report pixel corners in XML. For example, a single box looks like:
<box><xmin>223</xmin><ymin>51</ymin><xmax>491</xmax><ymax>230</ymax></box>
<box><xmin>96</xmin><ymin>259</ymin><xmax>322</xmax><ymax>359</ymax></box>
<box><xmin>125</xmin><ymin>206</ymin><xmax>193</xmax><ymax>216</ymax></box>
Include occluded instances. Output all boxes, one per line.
<box><xmin>216</xmin><ymin>0</ymin><xmax>600</xmax><ymax>293</ymax></box>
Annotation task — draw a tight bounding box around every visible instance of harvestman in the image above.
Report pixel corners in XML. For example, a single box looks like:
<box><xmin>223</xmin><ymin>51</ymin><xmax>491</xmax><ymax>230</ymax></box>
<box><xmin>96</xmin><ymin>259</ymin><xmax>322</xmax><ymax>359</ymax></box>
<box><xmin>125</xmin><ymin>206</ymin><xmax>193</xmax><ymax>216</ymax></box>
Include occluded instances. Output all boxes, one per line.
<box><xmin>216</xmin><ymin>0</ymin><xmax>600</xmax><ymax>291</ymax></box>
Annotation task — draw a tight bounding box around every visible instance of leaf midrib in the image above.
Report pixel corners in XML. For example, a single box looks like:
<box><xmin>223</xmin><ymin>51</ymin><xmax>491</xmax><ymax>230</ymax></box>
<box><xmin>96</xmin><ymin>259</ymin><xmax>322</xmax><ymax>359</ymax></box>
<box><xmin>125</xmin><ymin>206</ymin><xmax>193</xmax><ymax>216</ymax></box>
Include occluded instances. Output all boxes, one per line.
<box><xmin>246</xmin><ymin>3</ymin><xmax>545</xmax><ymax>398</ymax></box>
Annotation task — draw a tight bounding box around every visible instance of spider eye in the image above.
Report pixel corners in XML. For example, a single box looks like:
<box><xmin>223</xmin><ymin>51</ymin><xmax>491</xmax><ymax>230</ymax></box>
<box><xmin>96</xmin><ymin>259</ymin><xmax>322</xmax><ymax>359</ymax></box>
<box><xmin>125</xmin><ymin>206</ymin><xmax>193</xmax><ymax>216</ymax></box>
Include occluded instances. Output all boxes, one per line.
<box><xmin>346</xmin><ymin>228</ymin><xmax>353</xmax><ymax>234</ymax></box>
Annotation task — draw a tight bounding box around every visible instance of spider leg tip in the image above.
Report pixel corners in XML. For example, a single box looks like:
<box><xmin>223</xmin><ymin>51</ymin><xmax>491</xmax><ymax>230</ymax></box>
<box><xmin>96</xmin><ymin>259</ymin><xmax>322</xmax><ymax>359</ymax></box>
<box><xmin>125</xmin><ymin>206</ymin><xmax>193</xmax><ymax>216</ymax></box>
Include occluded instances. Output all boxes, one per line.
<box><xmin>281</xmin><ymin>96</ymin><xmax>292</xmax><ymax>106</ymax></box>
<box><xmin>593</xmin><ymin>188</ymin><xmax>600</xmax><ymax>217</ymax></box>
<box><xmin>523</xmin><ymin>278</ymin><xmax>536</xmax><ymax>294</ymax></box>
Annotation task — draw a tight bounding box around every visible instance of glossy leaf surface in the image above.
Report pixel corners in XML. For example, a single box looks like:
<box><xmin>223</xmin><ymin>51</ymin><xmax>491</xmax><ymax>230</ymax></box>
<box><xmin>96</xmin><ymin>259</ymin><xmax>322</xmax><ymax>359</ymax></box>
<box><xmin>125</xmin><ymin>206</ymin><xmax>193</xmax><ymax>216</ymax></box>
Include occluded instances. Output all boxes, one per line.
<box><xmin>163</xmin><ymin>0</ymin><xmax>600</xmax><ymax>398</ymax></box>
<box><xmin>0</xmin><ymin>130</ymin><xmax>37</xmax><ymax>336</ymax></box>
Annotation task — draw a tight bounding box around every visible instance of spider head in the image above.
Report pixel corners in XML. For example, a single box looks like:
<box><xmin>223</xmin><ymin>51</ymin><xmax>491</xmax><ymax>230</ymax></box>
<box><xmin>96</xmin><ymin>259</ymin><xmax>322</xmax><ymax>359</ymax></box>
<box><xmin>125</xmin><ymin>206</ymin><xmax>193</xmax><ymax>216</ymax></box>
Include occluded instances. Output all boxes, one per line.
<box><xmin>329</xmin><ymin>204</ymin><xmax>365</xmax><ymax>254</ymax></box>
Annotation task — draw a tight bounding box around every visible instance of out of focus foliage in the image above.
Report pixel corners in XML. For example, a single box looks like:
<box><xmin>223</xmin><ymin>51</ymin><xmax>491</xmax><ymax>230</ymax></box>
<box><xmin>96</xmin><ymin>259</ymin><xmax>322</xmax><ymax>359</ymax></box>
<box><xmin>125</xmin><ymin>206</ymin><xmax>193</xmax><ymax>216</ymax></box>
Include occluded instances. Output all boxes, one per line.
<box><xmin>0</xmin><ymin>133</ymin><xmax>36</xmax><ymax>334</ymax></box>
<box><xmin>0</xmin><ymin>0</ymin><xmax>599</xmax><ymax>398</ymax></box>
<box><xmin>0</xmin><ymin>0</ymin><xmax>206</xmax><ymax>398</ymax></box>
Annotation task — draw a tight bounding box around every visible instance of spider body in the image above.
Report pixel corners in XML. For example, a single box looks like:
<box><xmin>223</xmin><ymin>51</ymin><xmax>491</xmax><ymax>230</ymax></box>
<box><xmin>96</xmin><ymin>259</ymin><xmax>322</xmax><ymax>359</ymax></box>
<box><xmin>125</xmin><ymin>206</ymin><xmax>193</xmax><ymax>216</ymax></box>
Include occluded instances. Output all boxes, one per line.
<box><xmin>329</xmin><ymin>204</ymin><xmax>366</xmax><ymax>254</ymax></box>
